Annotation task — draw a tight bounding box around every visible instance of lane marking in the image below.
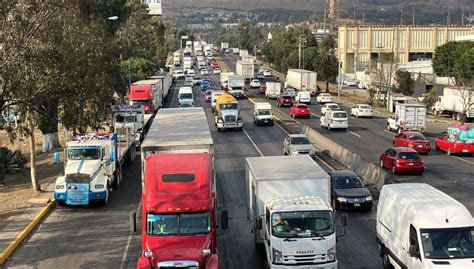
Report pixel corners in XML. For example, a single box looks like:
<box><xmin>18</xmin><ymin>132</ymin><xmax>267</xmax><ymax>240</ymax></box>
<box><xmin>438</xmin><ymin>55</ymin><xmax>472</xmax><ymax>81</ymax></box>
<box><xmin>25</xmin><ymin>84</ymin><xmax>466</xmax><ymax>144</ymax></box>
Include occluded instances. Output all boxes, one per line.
<box><xmin>348</xmin><ymin>130</ymin><xmax>362</xmax><ymax>138</ymax></box>
<box><xmin>242</xmin><ymin>128</ymin><xmax>264</xmax><ymax>157</ymax></box>
<box><xmin>311</xmin><ymin>113</ymin><xmax>319</xmax><ymax>118</ymax></box>
<box><xmin>120</xmin><ymin>201</ymin><xmax>142</xmax><ymax>269</ymax></box>
<box><xmin>313</xmin><ymin>154</ymin><xmax>336</xmax><ymax>171</ymax></box>
<box><xmin>454</xmin><ymin>156</ymin><xmax>474</xmax><ymax>165</ymax></box>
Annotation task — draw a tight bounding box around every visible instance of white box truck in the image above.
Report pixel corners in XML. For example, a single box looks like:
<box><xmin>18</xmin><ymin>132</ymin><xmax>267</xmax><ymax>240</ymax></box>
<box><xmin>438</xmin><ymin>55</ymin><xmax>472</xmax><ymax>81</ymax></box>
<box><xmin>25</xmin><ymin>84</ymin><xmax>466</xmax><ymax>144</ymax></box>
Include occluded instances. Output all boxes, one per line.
<box><xmin>387</xmin><ymin>103</ymin><xmax>426</xmax><ymax>134</ymax></box>
<box><xmin>227</xmin><ymin>75</ymin><xmax>245</xmax><ymax>99</ymax></box>
<box><xmin>221</xmin><ymin>42</ymin><xmax>229</xmax><ymax>51</ymax></box>
<box><xmin>253</xmin><ymin>102</ymin><xmax>274</xmax><ymax>126</ymax></box>
<box><xmin>149</xmin><ymin>72</ymin><xmax>172</xmax><ymax>102</ymax></box>
<box><xmin>377</xmin><ymin>183</ymin><xmax>474</xmax><ymax>269</ymax></box>
<box><xmin>183</xmin><ymin>57</ymin><xmax>193</xmax><ymax>71</ymax></box>
<box><xmin>247</xmin><ymin>155</ymin><xmax>344</xmax><ymax>269</ymax></box>
<box><xmin>286</xmin><ymin>69</ymin><xmax>318</xmax><ymax>96</ymax></box>
<box><xmin>433</xmin><ymin>86</ymin><xmax>474</xmax><ymax>121</ymax></box>
<box><xmin>220</xmin><ymin>72</ymin><xmax>235</xmax><ymax>90</ymax></box>
<box><xmin>265</xmin><ymin>81</ymin><xmax>282</xmax><ymax>99</ymax></box>
<box><xmin>236</xmin><ymin>60</ymin><xmax>255</xmax><ymax>81</ymax></box>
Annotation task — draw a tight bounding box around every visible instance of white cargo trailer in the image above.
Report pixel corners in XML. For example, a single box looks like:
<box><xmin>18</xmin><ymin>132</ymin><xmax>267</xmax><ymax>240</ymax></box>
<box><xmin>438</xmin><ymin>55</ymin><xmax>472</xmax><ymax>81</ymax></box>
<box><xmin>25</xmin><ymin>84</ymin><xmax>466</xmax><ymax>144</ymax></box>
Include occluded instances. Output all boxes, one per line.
<box><xmin>247</xmin><ymin>155</ymin><xmax>341</xmax><ymax>269</ymax></box>
<box><xmin>387</xmin><ymin>103</ymin><xmax>427</xmax><ymax>134</ymax></box>
<box><xmin>236</xmin><ymin>60</ymin><xmax>255</xmax><ymax>81</ymax></box>
<box><xmin>433</xmin><ymin>86</ymin><xmax>474</xmax><ymax>121</ymax></box>
<box><xmin>286</xmin><ymin>69</ymin><xmax>318</xmax><ymax>95</ymax></box>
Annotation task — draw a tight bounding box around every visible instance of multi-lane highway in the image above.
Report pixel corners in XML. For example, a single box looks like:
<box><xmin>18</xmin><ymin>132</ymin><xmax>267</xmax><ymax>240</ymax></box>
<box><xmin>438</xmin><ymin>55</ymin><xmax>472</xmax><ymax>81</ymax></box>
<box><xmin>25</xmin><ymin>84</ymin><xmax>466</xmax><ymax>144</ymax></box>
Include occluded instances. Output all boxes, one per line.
<box><xmin>5</xmin><ymin>54</ymin><xmax>472</xmax><ymax>269</ymax></box>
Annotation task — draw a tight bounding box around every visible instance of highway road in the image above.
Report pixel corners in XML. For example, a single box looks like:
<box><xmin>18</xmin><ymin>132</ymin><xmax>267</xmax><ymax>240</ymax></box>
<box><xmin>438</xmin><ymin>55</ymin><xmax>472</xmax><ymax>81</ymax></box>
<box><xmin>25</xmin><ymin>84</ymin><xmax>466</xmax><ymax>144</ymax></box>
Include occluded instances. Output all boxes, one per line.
<box><xmin>218</xmin><ymin>53</ymin><xmax>474</xmax><ymax>214</ymax></box>
<box><xmin>7</xmin><ymin>54</ymin><xmax>472</xmax><ymax>268</ymax></box>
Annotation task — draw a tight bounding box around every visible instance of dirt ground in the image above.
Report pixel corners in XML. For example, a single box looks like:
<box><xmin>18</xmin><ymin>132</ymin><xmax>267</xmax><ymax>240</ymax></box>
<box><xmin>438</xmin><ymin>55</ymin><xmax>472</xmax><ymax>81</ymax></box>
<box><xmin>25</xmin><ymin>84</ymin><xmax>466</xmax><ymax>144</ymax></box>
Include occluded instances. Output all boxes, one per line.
<box><xmin>0</xmin><ymin>129</ymin><xmax>66</xmax><ymax>214</ymax></box>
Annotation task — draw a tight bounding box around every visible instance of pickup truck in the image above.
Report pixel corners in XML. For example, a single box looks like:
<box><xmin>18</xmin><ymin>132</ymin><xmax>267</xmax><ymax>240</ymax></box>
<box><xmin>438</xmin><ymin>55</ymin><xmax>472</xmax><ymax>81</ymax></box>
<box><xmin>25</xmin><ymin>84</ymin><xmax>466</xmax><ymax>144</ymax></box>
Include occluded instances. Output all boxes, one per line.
<box><xmin>435</xmin><ymin>134</ymin><xmax>474</xmax><ymax>156</ymax></box>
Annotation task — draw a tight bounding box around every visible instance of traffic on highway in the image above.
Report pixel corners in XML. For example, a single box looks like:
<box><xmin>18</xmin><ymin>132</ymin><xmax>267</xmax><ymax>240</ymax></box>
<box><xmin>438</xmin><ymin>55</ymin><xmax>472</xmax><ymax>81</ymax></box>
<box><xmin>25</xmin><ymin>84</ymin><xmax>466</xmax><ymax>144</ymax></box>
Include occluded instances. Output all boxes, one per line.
<box><xmin>4</xmin><ymin>42</ymin><xmax>474</xmax><ymax>269</ymax></box>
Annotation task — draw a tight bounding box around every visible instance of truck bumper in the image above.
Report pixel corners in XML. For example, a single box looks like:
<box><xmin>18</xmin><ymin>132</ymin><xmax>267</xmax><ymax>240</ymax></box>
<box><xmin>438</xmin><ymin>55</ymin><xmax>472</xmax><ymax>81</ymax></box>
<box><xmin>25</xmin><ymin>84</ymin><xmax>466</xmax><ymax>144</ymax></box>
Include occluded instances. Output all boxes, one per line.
<box><xmin>217</xmin><ymin>122</ymin><xmax>244</xmax><ymax>129</ymax></box>
<box><xmin>54</xmin><ymin>191</ymin><xmax>107</xmax><ymax>205</ymax></box>
<box><xmin>271</xmin><ymin>261</ymin><xmax>337</xmax><ymax>269</ymax></box>
<box><xmin>256</xmin><ymin>118</ymin><xmax>274</xmax><ymax>125</ymax></box>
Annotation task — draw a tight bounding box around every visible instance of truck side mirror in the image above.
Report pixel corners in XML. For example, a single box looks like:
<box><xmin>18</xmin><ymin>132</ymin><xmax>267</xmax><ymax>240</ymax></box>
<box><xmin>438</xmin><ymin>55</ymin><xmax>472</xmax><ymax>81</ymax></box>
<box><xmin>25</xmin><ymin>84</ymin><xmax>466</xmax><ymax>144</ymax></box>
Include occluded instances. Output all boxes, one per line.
<box><xmin>130</xmin><ymin>209</ymin><xmax>137</xmax><ymax>233</ymax></box>
<box><xmin>256</xmin><ymin>217</ymin><xmax>262</xmax><ymax>230</ymax></box>
<box><xmin>341</xmin><ymin>213</ymin><xmax>348</xmax><ymax>226</ymax></box>
<box><xmin>408</xmin><ymin>245</ymin><xmax>417</xmax><ymax>257</ymax></box>
<box><xmin>221</xmin><ymin>210</ymin><xmax>228</xmax><ymax>230</ymax></box>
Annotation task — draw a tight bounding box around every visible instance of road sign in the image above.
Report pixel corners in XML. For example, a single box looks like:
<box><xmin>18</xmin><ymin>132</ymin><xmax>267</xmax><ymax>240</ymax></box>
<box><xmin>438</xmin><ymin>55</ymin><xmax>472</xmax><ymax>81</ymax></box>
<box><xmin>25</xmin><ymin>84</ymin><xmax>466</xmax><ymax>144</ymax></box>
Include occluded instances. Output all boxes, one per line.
<box><xmin>146</xmin><ymin>0</ymin><xmax>162</xmax><ymax>16</ymax></box>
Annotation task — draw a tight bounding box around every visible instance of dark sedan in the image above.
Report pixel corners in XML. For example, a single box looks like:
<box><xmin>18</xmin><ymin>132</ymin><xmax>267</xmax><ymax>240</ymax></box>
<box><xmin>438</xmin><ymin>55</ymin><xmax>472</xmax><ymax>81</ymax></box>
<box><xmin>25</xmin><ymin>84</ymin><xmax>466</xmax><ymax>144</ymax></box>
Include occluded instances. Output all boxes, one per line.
<box><xmin>329</xmin><ymin>170</ymin><xmax>372</xmax><ymax>211</ymax></box>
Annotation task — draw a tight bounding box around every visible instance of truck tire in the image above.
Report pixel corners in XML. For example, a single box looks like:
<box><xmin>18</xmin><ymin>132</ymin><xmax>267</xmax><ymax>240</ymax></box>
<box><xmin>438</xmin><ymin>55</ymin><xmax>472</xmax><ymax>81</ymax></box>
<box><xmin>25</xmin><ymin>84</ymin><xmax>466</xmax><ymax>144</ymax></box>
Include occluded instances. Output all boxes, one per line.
<box><xmin>57</xmin><ymin>200</ymin><xmax>66</xmax><ymax>206</ymax></box>
<box><xmin>382</xmin><ymin>251</ymin><xmax>393</xmax><ymax>269</ymax></box>
<box><xmin>238</xmin><ymin>127</ymin><xmax>243</xmax><ymax>131</ymax></box>
<box><xmin>112</xmin><ymin>169</ymin><xmax>122</xmax><ymax>190</ymax></box>
<box><xmin>99</xmin><ymin>188</ymin><xmax>109</xmax><ymax>206</ymax></box>
<box><xmin>386</xmin><ymin>124</ymin><xmax>391</xmax><ymax>131</ymax></box>
<box><xmin>217</xmin><ymin>127</ymin><xmax>221</xmax><ymax>132</ymax></box>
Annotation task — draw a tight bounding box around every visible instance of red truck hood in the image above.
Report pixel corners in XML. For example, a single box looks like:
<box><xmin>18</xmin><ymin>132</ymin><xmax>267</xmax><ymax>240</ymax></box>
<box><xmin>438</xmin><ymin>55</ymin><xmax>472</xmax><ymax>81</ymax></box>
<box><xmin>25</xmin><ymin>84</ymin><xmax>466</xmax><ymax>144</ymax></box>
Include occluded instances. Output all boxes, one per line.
<box><xmin>146</xmin><ymin>234</ymin><xmax>211</xmax><ymax>263</ymax></box>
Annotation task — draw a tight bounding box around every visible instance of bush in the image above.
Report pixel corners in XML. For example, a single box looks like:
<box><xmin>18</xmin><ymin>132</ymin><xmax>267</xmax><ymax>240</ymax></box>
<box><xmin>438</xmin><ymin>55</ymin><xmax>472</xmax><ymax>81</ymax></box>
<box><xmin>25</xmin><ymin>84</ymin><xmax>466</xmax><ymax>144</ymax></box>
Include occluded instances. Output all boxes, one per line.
<box><xmin>0</xmin><ymin>147</ymin><xmax>27</xmax><ymax>172</ymax></box>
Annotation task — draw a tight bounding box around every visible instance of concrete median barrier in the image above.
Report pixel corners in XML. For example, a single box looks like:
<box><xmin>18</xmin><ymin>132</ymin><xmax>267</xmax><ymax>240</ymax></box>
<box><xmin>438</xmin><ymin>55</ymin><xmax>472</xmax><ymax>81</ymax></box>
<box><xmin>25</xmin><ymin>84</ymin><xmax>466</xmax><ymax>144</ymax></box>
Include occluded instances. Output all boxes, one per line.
<box><xmin>301</xmin><ymin>125</ymin><xmax>388</xmax><ymax>193</ymax></box>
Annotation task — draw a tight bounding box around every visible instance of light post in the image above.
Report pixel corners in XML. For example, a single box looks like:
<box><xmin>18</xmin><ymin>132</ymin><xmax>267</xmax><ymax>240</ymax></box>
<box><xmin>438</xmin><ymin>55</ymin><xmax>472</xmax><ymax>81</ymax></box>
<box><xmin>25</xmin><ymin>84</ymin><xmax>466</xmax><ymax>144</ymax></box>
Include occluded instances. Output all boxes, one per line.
<box><xmin>180</xmin><ymin>36</ymin><xmax>188</xmax><ymax>51</ymax></box>
<box><xmin>108</xmin><ymin>16</ymin><xmax>131</xmax><ymax>91</ymax></box>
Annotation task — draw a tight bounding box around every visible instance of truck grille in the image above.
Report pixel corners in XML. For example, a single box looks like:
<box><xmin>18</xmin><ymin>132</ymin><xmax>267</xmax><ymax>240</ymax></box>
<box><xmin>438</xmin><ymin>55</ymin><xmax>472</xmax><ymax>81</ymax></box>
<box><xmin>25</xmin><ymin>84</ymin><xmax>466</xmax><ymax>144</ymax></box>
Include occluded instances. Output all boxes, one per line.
<box><xmin>284</xmin><ymin>253</ymin><xmax>327</xmax><ymax>264</ymax></box>
<box><xmin>298</xmin><ymin>151</ymin><xmax>310</xmax><ymax>154</ymax></box>
<box><xmin>224</xmin><ymin>115</ymin><xmax>237</xmax><ymax>122</ymax></box>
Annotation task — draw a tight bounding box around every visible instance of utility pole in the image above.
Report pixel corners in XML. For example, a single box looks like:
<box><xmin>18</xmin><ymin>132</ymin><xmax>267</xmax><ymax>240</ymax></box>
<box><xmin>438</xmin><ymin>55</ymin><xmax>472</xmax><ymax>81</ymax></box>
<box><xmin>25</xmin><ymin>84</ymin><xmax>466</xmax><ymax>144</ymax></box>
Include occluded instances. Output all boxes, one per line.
<box><xmin>362</xmin><ymin>12</ymin><xmax>365</xmax><ymax>25</ymax></box>
<box><xmin>400</xmin><ymin>3</ymin><xmax>404</xmax><ymax>25</ymax></box>
<box><xmin>297</xmin><ymin>36</ymin><xmax>307</xmax><ymax>69</ymax></box>
<box><xmin>323</xmin><ymin>0</ymin><xmax>327</xmax><ymax>37</ymax></box>
<box><xmin>461</xmin><ymin>7</ymin><xmax>464</xmax><ymax>25</ymax></box>
<box><xmin>447</xmin><ymin>5</ymin><xmax>451</xmax><ymax>25</ymax></box>
<box><xmin>412</xmin><ymin>6</ymin><xmax>415</xmax><ymax>25</ymax></box>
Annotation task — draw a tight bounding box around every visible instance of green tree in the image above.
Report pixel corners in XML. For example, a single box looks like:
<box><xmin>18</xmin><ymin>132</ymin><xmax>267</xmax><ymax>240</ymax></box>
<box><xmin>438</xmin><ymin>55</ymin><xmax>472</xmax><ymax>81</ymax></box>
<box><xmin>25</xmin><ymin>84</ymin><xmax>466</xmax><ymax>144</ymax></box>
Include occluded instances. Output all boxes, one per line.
<box><xmin>238</xmin><ymin>20</ymin><xmax>252</xmax><ymax>50</ymax></box>
<box><xmin>122</xmin><ymin>58</ymin><xmax>156</xmax><ymax>85</ymax></box>
<box><xmin>316</xmin><ymin>35</ymin><xmax>338</xmax><ymax>92</ymax></box>
<box><xmin>394</xmin><ymin>70</ymin><xmax>415</xmax><ymax>96</ymax></box>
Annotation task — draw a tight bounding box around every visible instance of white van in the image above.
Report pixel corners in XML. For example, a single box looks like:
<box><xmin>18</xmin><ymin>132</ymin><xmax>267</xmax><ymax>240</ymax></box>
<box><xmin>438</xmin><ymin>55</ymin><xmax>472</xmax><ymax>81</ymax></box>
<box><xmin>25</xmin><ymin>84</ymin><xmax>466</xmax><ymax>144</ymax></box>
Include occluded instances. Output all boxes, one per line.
<box><xmin>177</xmin><ymin>87</ymin><xmax>194</xmax><ymax>107</ymax></box>
<box><xmin>320</xmin><ymin>110</ymin><xmax>348</xmax><ymax>131</ymax></box>
<box><xmin>295</xmin><ymin>91</ymin><xmax>311</xmax><ymax>104</ymax></box>
<box><xmin>377</xmin><ymin>183</ymin><xmax>474</xmax><ymax>269</ymax></box>
<box><xmin>253</xmin><ymin>102</ymin><xmax>274</xmax><ymax>126</ymax></box>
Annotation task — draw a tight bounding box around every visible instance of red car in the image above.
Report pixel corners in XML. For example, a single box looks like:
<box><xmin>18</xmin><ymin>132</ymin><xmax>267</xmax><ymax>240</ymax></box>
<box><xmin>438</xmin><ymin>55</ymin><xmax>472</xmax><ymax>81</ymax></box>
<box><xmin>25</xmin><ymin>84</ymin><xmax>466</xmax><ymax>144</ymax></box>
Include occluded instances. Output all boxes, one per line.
<box><xmin>392</xmin><ymin>132</ymin><xmax>431</xmax><ymax>154</ymax></box>
<box><xmin>435</xmin><ymin>133</ymin><xmax>474</xmax><ymax>156</ymax></box>
<box><xmin>380</xmin><ymin>147</ymin><xmax>424</xmax><ymax>175</ymax></box>
<box><xmin>259</xmin><ymin>86</ymin><xmax>266</xmax><ymax>94</ymax></box>
<box><xmin>290</xmin><ymin>104</ymin><xmax>311</xmax><ymax>119</ymax></box>
<box><xmin>277</xmin><ymin>95</ymin><xmax>294</xmax><ymax>107</ymax></box>
<box><xmin>210</xmin><ymin>62</ymin><xmax>219</xmax><ymax>69</ymax></box>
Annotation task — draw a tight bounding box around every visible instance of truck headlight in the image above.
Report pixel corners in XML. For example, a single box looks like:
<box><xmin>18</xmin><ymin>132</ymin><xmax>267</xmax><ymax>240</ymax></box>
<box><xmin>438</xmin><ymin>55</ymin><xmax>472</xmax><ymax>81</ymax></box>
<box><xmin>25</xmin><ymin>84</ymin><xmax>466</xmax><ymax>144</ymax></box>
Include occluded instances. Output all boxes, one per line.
<box><xmin>217</xmin><ymin>118</ymin><xmax>223</xmax><ymax>123</ymax></box>
<box><xmin>272</xmin><ymin>248</ymin><xmax>284</xmax><ymax>264</ymax></box>
<box><xmin>365</xmin><ymin>195</ymin><xmax>372</xmax><ymax>201</ymax></box>
<box><xmin>95</xmin><ymin>184</ymin><xmax>105</xmax><ymax>189</ymax></box>
<box><xmin>337</xmin><ymin>197</ymin><xmax>347</xmax><ymax>203</ymax></box>
<box><xmin>56</xmin><ymin>184</ymin><xmax>65</xmax><ymax>190</ymax></box>
<box><xmin>237</xmin><ymin>117</ymin><xmax>243</xmax><ymax>123</ymax></box>
<box><xmin>327</xmin><ymin>245</ymin><xmax>336</xmax><ymax>262</ymax></box>
<box><xmin>291</xmin><ymin>150</ymin><xmax>299</xmax><ymax>155</ymax></box>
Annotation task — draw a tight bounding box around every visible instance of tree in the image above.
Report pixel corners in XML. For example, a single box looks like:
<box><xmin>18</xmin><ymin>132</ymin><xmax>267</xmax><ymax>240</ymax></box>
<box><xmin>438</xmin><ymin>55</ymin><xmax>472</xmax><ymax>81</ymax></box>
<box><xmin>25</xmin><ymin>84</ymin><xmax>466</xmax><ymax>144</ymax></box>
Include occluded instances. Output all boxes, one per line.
<box><xmin>433</xmin><ymin>41</ymin><xmax>474</xmax><ymax>123</ymax></box>
<box><xmin>121</xmin><ymin>58</ymin><xmax>156</xmax><ymax>85</ymax></box>
<box><xmin>315</xmin><ymin>35</ymin><xmax>338</xmax><ymax>92</ymax></box>
<box><xmin>394</xmin><ymin>70</ymin><xmax>414</xmax><ymax>96</ymax></box>
<box><xmin>238</xmin><ymin>20</ymin><xmax>251</xmax><ymax>50</ymax></box>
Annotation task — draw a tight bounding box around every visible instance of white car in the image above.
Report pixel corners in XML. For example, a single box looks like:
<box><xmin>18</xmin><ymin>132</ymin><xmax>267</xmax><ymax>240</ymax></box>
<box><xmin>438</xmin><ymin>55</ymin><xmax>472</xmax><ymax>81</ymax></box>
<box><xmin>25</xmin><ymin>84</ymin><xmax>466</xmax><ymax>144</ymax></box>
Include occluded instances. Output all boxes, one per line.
<box><xmin>316</xmin><ymin>93</ymin><xmax>333</xmax><ymax>103</ymax></box>
<box><xmin>283</xmin><ymin>88</ymin><xmax>296</xmax><ymax>98</ymax></box>
<box><xmin>250</xmin><ymin>79</ymin><xmax>261</xmax><ymax>88</ymax></box>
<box><xmin>192</xmin><ymin>77</ymin><xmax>202</xmax><ymax>85</ymax></box>
<box><xmin>321</xmin><ymin>103</ymin><xmax>340</xmax><ymax>115</ymax></box>
<box><xmin>200</xmin><ymin>68</ymin><xmax>209</xmax><ymax>76</ymax></box>
<box><xmin>351</xmin><ymin>104</ymin><xmax>373</xmax><ymax>118</ymax></box>
<box><xmin>213</xmin><ymin>68</ymin><xmax>221</xmax><ymax>74</ymax></box>
<box><xmin>186</xmin><ymin>69</ymin><xmax>195</xmax><ymax>77</ymax></box>
<box><xmin>320</xmin><ymin>110</ymin><xmax>348</xmax><ymax>131</ymax></box>
<box><xmin>173</xmin><ymin>70</ymin><xmax>185</xmax><ymax>80</ymax></box>
<box><xmin>263</xmin><ymin>70</ymin><xmax>272</xmax><ymax>77</ymax></box>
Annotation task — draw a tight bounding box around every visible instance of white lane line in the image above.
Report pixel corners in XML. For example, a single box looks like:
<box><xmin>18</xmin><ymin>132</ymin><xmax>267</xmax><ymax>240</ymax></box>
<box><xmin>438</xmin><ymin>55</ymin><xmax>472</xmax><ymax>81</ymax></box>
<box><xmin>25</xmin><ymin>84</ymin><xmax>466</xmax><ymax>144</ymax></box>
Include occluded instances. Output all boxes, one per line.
<box><xmin>454</xmin><ymin>156</ymin><xmax>474</xmax><ymax>165</ymax></box>
<box><xmin>311</xmin><ymin>113</ymin><xmax>319</xmax><ymax>118</ymax></box>
<box><xmin>274</xmin><ymin>122</ymin><xmax>290</xmax><ymax>135</ymax></box>
<box><xmin>120</xmin><ymin>201</ymin><xmax>142</xmax><ymax>269</ymax></box>
<box><xmin>348</xmin><ymin>130</ymin><xmax>362</xmax><ymax>138</ymax></box>
<box><xmin>242</xmin><ymin>128</ymin><xmax>264</xmax><ymax>157</ymax></box>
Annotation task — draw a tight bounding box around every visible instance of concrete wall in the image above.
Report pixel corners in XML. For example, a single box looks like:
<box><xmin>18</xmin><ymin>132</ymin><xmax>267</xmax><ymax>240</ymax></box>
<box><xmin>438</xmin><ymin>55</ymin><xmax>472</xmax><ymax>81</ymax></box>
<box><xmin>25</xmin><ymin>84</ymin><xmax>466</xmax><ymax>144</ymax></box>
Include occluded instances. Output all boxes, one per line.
<box><xmin>302</xmin><ymin>125</ymin><xmax>389</xmax><ymax>193</ymax></box>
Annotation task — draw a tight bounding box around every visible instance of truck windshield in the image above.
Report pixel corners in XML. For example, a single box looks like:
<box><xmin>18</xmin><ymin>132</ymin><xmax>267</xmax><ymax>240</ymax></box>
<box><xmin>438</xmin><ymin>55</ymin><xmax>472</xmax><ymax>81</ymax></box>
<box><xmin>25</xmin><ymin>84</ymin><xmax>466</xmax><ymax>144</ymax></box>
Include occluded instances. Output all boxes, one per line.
<box><xmin>115</xmin><ymin>115</ymin><xmax>136</xmax><ymax>123</ymax></box>
<box><xmin>271</xmin><ymin>211</ymin><xmax>334</xmax><ymax>238</ymax></box>
<box><xmin>68</xmin><ymin>148</ymin><xmax>101</xmax><ymax>160</ymax></box>
<box><xmin>220</xmin><ymin>103</ymin><xmax>238</xmax><ymax>110</ymax></box>
<box><xmin>179</xmin><ymin>93</ymin><xmax>193</xmax><ymax>100</ymax></box>
<box><xmin>130</xmin><ymin>100</ymin><xmax>149</xmax><ymax>106</ymax></box>
<box><xmin>258</xmin><ymin>110</ymin><xmax>271</xmax><ymax>116</ymax></box>
<box><xmin>146</xmin><ymin>212</ymin><xmax>210</xmax><ymax>236</ymax></box>
<box><xmin>420</xmin><ymin>227</ymin><xmax>474</xmax><ymax>259</ymax></box>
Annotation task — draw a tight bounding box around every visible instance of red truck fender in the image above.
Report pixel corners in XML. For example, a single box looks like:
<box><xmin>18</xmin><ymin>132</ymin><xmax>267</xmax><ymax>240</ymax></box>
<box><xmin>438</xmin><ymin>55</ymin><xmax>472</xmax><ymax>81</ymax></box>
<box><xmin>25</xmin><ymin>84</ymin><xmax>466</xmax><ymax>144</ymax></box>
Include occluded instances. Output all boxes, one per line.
<box><xmin>205</xmin><ymin>254</ymin><xmax>219</xmax><ymax>269</ymax></box>
<box><xmin>136</xmin><ymin>256</ymin><xmax>152</xmax><ymax>269</ymax></box>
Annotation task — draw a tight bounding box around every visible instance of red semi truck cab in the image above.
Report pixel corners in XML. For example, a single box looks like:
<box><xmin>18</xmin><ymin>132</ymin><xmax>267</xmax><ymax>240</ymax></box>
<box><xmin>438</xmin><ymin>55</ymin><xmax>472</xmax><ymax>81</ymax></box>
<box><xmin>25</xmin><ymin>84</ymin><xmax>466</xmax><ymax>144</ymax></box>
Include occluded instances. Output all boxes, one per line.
<box><xmin>129</xmin><ymin>85</ymin><xmax>153</xmax><ymax>114</ymax></box>
<box><xmin>137</xmin><ymin>153</ymin><xmax>226</xmax><ymax>269</ymax></box>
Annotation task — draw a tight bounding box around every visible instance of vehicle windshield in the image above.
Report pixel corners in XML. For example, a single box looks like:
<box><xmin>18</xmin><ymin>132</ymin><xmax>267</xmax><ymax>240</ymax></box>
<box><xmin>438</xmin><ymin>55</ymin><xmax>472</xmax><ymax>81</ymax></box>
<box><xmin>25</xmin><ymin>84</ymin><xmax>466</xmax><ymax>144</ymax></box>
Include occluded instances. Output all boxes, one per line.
<box><xmin>328</xmin><ymin>105</ymin><xmax>339</xmax><ymax>109</ymax></box>
<box><xmin>360</xmin><ymin>105</ymin><xmax>371</xmax><ymax>109</ymax></box>
<box><xmin>320</xmin><ymin>93</ymin><xmax>331</xmax><ymax>97</ymax></box>
<box><xmin>334</xmin><ymin>176</ymin><xmax>364</xmax><ymax>189</ymax></box>
<box><xmin>258</xmin><ymin>110</ymin><xmax>271</xmax><ymax>116</ymax></box>
<box><xmin>333</xmin><ymin>112</ymin><xmax>348</xmax><ymax>118</ymax></box>
<box><xmin>220</xmin><ymin>103</ymin><xmax>238</xmax><ymax>110</ymax></box>
<box><xmin>291</xmin><ymin>137</ymin><xmax>310</xmax><ymax>145</ymax></box>
<box><xmin>179</xmin><ymin>93</ymin><xmax>193</xmax><ymax>100</ymax></box>
<box><xmin>271</xmin><ymin>211</ymin><xmax>334</xmax><ymax>238</ymax></box>
<box><xmin>398</xmin><ymin>152</ymin><xmax>420</xmax><ymax>160</ymax></box>
<box><xmin>115</xmin><ymin>115</ymin><xmax>136</xmax><ymax>123</ymax></box>
<box><xmin>68</xmin><ymin>148</ymin><xmax>101</xmax><ymax>160</ymax></box>
<box><xmin>420</xmin><ymin>227</ymin><xmax>474</xmax><ymax>259</ymax></box>
<box><xmin>146</xmin><ymin>212</ymin><xmax>210</xmax><ymax>236</ymax></box>
<box><xmin>409</xmin><ymin>135</ymin><xmax>426</xmax><ymax>141</ymax></box>
<box><xmin>130</xmin><ymin>100</ymin><xmax>149</xmax><ymax>106</ymax></box>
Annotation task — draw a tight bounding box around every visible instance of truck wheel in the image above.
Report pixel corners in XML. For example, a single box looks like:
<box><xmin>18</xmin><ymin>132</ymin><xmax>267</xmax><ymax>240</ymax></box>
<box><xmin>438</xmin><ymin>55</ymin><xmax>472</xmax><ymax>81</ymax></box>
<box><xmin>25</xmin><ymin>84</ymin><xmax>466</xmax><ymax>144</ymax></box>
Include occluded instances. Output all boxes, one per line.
<box><xmin>238</xmin><ymin>127</ymin><xmax>243</xmax><ymax>131</ymax></box>
<box><xmin>382</xmin><ymin>251</ymin><xmax>393</xmax><ymax>269</ymax></box>
<box><xmin>217</xmin><ymin>127</ymin><xmax>221</xmax><ymax>132</ymax></box>
<box><xmin>327</xmin><ymin>125</ymin><xmax>331</xmax><ymax>131</ymax></box>
<box><xmin>100</xmin><ymin>188</ymin><xmax>109</xmax><ymax>206</ymax></box>
<box><xmin>57</xmin><ymin>201</ymin><xmax>66</xmax><ymax>206</ymax></box>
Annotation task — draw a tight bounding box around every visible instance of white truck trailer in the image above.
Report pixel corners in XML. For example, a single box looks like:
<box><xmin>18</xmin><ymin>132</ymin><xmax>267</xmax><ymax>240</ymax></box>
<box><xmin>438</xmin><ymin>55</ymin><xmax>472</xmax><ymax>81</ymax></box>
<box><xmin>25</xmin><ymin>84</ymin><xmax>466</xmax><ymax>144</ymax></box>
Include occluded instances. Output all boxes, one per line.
<box><xmin>54</xmin><ymin>131</ymin><xmax>136</xmax><ymax>206</ymax></box>
<box><xmin>239</xmin><ymin>49</ymin><xmax>249</xmax><ymax>58</ymax></box>
<box><xmin>236</xmin><ymin>60</ymin><xmax>255</xmax><ymax>81</ymax></box>
<box><xmin>183</xmin><ymin>57</ymin><xmax>193</xmax><ymax>71</ymax></box>
<box><xmin>433</xmin><ymin>86</ymin><xmax>474</xmax><ymax>121</ymax></box>
<box><xmin>221</xmin><ymin>42</ymin><xmax>229</xmax><ymax>51</ymax></box>
<box><xmin>387</xmin><ymin>103</ymin><xmax>427</xmax><ymax>134</ymax></box>
<box><xmin>149</xmin><ymin>72</ymin><xmax>172</xmax><ymax>101</ymax></box>
<box><xmin>220</xmin><ymin>72</ymin><xmax>235</xmax><ymax>90</ymax></box>
<box><xmin>247</xmin><ymin>155</ymin><xmax>343</xmax><ymax>269</ymax></box>
<box><xmin>265</xmin><ymin>81</ymin><xmax>282</xmax><ymax>99</ymax></box>
<box><xmin>286</xmin><ymin>69</ymin><xmax>318</xmax><ymax>96</ymax></box>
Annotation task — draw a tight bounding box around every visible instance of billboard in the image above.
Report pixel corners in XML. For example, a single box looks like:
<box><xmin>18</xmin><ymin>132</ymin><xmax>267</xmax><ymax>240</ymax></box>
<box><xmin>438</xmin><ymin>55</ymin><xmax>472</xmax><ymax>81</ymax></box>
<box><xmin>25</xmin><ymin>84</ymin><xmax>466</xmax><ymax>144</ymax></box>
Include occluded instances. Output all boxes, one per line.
<box><xmin>146</xmin><ymin>0</ymin><xmax>162</xmax><ymax>16</ymax></box>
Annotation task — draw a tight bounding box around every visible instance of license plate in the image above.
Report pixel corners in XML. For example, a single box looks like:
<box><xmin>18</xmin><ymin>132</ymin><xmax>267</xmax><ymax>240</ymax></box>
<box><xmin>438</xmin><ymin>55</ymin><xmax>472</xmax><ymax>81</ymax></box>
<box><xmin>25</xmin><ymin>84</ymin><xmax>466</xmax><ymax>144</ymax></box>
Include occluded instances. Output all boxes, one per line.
<box><xmin>418</xmin><ymin>145</ymin><xmax>423</xmax><ymax>147</ymax></box>
<box><xmin>463</xmin><ymin>149</ymin><xmax>468</xmax><ymax>152</ymax></box>
<box><xmin>409</xmin><ymin>163</ymin><xmax>414</xmax><ymax>166</ymax></box>
<box><xmin>354</xmin><ymin>203</ymin><xmax>360</xmax><ymax>207</ymax></box>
